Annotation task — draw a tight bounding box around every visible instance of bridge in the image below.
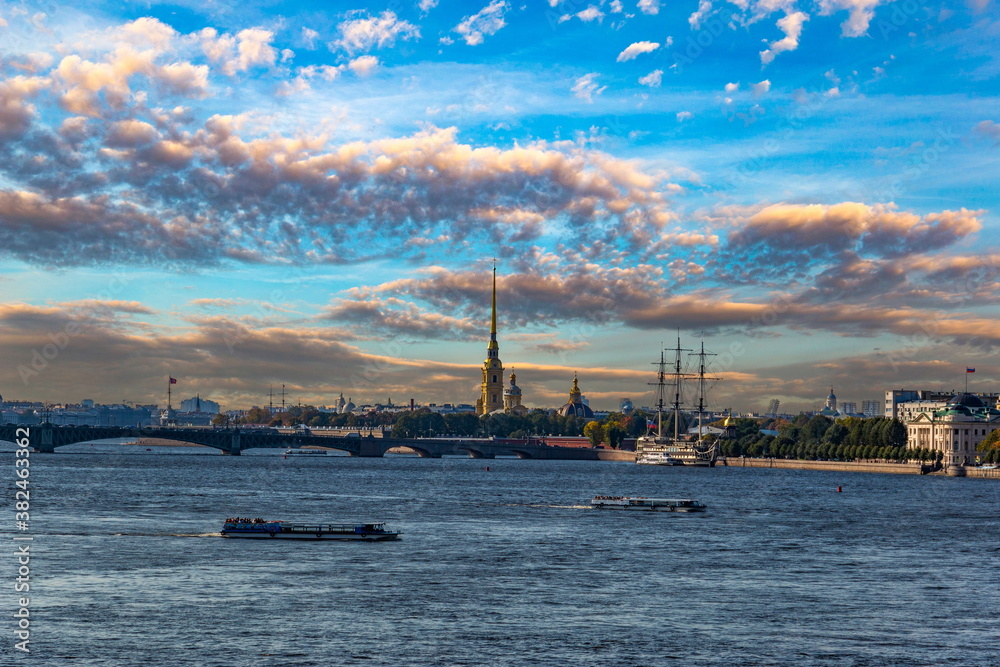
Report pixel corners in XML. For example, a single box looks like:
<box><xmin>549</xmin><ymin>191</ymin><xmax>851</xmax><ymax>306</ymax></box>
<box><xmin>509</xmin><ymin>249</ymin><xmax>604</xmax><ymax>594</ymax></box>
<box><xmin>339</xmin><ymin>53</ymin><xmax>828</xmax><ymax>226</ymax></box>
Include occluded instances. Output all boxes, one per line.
<box><xmin>0</xmin><ymin>424</ymin><xmax>632</xmax><ymax>460</ymax></box>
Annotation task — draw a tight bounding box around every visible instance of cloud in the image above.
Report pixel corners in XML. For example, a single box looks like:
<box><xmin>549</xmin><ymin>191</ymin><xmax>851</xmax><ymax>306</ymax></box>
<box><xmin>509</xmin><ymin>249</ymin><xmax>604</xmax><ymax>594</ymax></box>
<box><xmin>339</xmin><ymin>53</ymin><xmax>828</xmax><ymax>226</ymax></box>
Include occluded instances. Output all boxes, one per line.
<box><xmin>115</xmin><ymin>16</ymin><xmax>177</xmax><ymax>51</ymax></box>
<box><xmin>817</xmin><ymin>0</ymin><xmax>884</xmax><ymax>37</ymax></box>
<box><xmin>0</xmin><ymin>76</ymin><xmax>48</xmax><ymax>138</ymax></box>
<box><xmin>676</xmin><ymin>111</ymin><xmax>693</xmax><ymax>121</ymax></box>
<box><xmin>528</xmin><ymin>339</ymin><xmax>590</xmax><ymax>355</ymax></box>
<box><xmin>277</xmin><ymin>63</ymin><xmax>345</xmax><ymax>95</ymax></box>
<box><xmin>106</xmin><ymin>119</ymin><xmax>159</xmax><ymax>146</ymax></box>
<box><xmin>689</xmin><ymin>0</ymin><xmax>713</xmax><ymax>28</ymax></box>
<box><xmin>420</xmin><ymin>0</ymin><xmax>440</xmax><ymax>10</ymax></box>
<box><xmin>638</xmin><ymin>0</ymin><xmax>660</xmax><ymax>15</ymax></box>
<box><xmin>571</xmin><ymin>72</ymin><xmax>606</xmax><ymax>102</ymax></box>
<box><xmin>722</xmin><ymin>203</ymin><xmax>985</xmax><ymax>282</ymax></box>
<box><xmin>301</xmin><ymin>28</ymin><xmax>319</xmax><ymax>49</ymax></box>
<box><xmin>42</xmin><ymin>24</ymin><xmax>211</xmax><ymax>119</ymax></box>
<box><xmin>332</xmin><ymin>11</ymin><xmax>420</xmax><ymax>54</ymax></box>
<box><xmin>0</xmin><ymin>296</ymin><xmax>670</xmax><ymax>408</ymax></box>
<box><xmin>347</xmin><ymin>256</ymin><xmax>1000</xmax><ymax>356</ymax></box>
<box><xmin>323</xmin><ymin>297</ymin><xmax>478</xmax><ymax>339</ymax></box>
<box><xmin>752</xmin><ymin>79</ymin><xmax>771</xmax><ymax>97</ymax></box>
<box><xmin>574</xmin><ymin>6</ymin><xmax>605</xmax><ymax>22</ymax></box>
<box><xmin>760</xmin><ymin>11</ymin><xmax>809</xmax><ymax>66</ymax></box>
<box><xmin>196</xmin><ymin>27</ymin><xmax>277</xmax><ymax>76</ymax></box>
<box><xmin>973</xmin><ymin>120</ymin><xmax>1000</xmax><ymax>143</ymax></box>
<box><xmin>725</xmin><ymin>82</ymin><xmax>739</xmax><ymax>93</ymax></box>
<box><xmin>0</xmin><ymin>119</ymin><xmax>681</xmax><ymax>266</ymax></box>
<box><xmin>454</xmin><ymin>1</ymin><xmax>508</xmax><ymax>46</ymax></box>
<box><xmin>616</xmin><ymin>41</ymin><xmax>660</xmax><ymax>62</ymax></box>
<box><xmin>347</xmin><ymin>55</ymin><xmax>379</xmax><ymax>77</ymax></box>
<box><xmin>638</xmin><ymin>70</ymin><xmax>663</xmax><ymax>87</ymax></box>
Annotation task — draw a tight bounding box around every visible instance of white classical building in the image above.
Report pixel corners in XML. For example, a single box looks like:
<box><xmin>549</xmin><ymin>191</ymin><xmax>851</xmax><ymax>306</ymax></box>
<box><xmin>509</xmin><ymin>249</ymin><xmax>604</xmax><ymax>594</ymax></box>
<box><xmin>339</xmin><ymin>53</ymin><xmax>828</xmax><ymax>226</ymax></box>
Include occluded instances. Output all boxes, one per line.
<box><xmin>906</xmin><ymin>394</ymin><xmax>1000</xmax><ymax>466</ymax></box>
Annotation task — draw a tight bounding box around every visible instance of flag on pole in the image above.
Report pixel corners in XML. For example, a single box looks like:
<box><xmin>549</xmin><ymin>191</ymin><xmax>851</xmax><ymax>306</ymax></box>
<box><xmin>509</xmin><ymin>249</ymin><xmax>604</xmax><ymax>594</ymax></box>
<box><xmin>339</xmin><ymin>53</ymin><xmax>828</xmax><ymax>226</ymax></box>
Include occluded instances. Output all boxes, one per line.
<box><xmin>646</xmin><ymin>419</ymin><xmax>656</xmax><ymax>429</ymax></box>
<box><xmin>967</xmin><ymin>368</ymin><xmax>975</xmax><ymax>373</ymax></box>
<box><xmin>169</xmin><ymin>377</ymin><xmax>177</xmax><ymax>384</ymax></box>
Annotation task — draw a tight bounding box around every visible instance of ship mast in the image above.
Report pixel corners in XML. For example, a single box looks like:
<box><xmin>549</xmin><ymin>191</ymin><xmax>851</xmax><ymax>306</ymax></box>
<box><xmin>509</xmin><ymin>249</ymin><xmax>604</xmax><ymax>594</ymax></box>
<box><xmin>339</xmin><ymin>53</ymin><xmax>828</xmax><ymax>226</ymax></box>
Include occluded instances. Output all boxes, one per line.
<box><xmin>649</xmin><ymin>348</ymin><xmax>668</xmax><ymax>437</ymax></box>
<box><xmin>670</xmin><ymin>332</ymin><xmax>691</xmax><ymax>442</ymax></box>
<box><xmin>689</xmin><ymin>340</ymin><xmax>721</xmax><ymax>447</ymax></box>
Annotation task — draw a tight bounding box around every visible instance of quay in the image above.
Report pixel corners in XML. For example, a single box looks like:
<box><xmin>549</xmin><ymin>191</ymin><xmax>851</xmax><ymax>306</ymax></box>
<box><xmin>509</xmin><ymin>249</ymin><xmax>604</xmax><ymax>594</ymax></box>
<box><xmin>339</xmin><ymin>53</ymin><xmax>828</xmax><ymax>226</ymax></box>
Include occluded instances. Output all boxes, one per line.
<box><xmin>723</xmin><ymin>457</ymin><xmax>1000</xmax><ymax>479</ymax></box>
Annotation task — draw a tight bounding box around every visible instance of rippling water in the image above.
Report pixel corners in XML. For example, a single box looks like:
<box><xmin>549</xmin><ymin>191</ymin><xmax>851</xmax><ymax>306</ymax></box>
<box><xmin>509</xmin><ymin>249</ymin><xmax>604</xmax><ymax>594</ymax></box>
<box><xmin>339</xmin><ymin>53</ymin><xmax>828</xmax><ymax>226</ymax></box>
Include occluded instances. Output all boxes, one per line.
<box><xmin>3</xmin><ymin>444</ymin><xmax>998</xmax><ymax>666</ymax></box>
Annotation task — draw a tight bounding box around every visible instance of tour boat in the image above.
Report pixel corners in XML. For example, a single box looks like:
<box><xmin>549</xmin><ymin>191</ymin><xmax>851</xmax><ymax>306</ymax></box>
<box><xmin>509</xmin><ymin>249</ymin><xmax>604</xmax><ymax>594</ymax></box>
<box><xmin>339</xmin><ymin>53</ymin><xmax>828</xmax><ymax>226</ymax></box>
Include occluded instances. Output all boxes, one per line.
<box><xmin>590</xmin><ymin>496</ymin><xmax>707</xmax><ymax>512</ymax></box>
<box><xmin>283</xmin><ymin>448</ymin><xmax>327</xmax><ymax>456</ymax></box>
<box><xmin>220</xmin><ymin>519</ymin><xmax>401</xmax><ymax>540</ymax></box>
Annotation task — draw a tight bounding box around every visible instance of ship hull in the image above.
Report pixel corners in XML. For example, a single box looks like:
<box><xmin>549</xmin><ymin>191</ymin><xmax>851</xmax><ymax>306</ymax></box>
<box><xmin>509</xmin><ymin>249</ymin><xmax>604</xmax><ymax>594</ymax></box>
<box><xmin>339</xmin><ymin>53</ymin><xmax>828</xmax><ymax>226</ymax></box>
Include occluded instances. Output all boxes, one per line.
<box><xmin>221</xmin><ymin>531</ymin><xmax>399</xmax><ymax>540</ymax></box>
<box><xmin>591</xmin><ymin>505</ymin><xmax>705</xmax><ymax>512</ymax></box>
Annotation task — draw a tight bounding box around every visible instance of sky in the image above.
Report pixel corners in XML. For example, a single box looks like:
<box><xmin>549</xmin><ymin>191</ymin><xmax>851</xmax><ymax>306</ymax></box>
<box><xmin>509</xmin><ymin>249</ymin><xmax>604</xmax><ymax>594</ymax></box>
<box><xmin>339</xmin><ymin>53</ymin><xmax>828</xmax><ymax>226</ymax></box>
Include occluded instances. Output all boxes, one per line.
<box><xmin>0</xmin><ymin>0</ymin><xmax>998</xmax><ymax>414</ymax></box>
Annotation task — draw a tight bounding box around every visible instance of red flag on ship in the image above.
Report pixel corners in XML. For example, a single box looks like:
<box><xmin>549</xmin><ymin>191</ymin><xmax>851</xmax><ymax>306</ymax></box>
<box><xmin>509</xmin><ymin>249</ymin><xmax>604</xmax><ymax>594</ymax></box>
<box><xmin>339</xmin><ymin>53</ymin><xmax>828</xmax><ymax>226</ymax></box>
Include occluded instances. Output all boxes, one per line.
<box><xmin>169</xmin><ymin>377</ymin><xmax>177</xmax><ymax>384</ymax></box>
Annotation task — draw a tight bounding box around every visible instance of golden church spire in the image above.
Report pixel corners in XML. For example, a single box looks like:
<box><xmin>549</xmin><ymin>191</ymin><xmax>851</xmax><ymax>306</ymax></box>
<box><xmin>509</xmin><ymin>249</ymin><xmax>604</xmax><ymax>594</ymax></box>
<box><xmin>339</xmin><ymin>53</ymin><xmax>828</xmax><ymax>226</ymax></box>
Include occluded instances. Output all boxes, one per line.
<box><xmin>477</xmin><ymin>261</ymin><xmax>504</xmax><ymax>414</ymax></box>
<box><xmin>488</xmin><ymin>262</ymin><xmax>498</xmax><ymax>350</ymax></box>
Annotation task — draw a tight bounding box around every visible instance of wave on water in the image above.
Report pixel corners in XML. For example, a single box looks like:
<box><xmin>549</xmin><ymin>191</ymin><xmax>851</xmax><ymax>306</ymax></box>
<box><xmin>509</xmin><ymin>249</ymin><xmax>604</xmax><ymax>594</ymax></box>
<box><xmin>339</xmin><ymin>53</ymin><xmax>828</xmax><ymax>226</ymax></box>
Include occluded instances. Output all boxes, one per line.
<box><xmin>504</xmin><ymin>504</ymin><xmax>592</xmax><ymax>509</ymax></box>
<box><xmin>112</xmin><ymin>532</ymin><xmax>221</xmax><ymax>538</ymax></box>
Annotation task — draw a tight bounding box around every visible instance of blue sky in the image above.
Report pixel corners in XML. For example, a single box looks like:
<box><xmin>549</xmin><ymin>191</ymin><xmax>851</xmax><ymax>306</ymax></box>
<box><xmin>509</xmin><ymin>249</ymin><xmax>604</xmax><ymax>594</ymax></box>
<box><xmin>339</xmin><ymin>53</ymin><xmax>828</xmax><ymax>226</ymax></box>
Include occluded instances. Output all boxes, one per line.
<box><xmin>0</xmin><ymin>0</ymin><xmax>998</xmax><ymax>413</ymax></box>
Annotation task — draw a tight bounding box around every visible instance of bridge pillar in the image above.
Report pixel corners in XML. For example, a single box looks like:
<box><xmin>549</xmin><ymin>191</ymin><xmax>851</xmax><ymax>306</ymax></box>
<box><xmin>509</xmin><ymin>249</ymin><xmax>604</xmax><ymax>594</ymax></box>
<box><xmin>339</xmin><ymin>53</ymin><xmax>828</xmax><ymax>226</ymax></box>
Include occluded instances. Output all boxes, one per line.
<box><xmin>32</xmin><ymin>425</ymin><xmax>56</xmax><ymax>453</ymax></box>
<box><xmin>220</xmin><ymin>432</ymin><xmax>242</xmax><ymax>456</ymax></box>
<box><xmin>357</xmin><ymin>441</ymin><xmax>384</xmax><ymax>457</ymax></box>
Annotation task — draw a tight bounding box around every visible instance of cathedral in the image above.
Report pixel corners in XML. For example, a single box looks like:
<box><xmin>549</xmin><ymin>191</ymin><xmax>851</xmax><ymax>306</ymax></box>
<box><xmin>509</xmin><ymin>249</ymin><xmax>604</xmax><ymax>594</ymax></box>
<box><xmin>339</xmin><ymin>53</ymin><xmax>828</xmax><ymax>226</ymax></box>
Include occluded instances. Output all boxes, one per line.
<box><xmin>557</xmin><ymin>373</ymin><xmax>595</xmax><ymax>418</ymax></box>
<box><xmin>475</xmin><ymin>266</ymin><xmax>527</xmax><ymax>416</ymax></box>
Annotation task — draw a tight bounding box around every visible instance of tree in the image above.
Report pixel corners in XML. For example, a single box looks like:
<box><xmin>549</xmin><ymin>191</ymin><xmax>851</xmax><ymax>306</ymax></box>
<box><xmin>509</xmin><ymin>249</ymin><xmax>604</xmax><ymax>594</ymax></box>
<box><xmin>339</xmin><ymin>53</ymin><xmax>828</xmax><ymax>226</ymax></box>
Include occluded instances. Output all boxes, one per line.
<box><xmin>243</xmin><ymin>407</ymin><xmax>271</xmax><ymax>424</ymax></box>
<box><xmin>981</xmin><ymin>429</ymin><xmax>1000</xmax><ymax>450</ymax></box>
<box><xmin>583</xmin><ymin>421</ymin><xmax>603</xmax><ymax>447</ymax></box>
<box><xmin>211</xmin><ymin>413</ymin><xmax>231</xmax><ymax>427</ymax></box>
<box><xmin>802</xmin><ymin>415</ymin><xmax>832</xmax><ymax>443</ymax></box>
<box><xmin>824</xmin><ymin>422</ymin><xmax>849</xmax><ymax>446</ymax></box>
<box><xmin>604</xmin><ymin>422</ymin><xmax>626</xmax><ymax>449</ymax></box>
<box><xmin>443</xmin><ymin>412</ymin><xmax>479</xmax><ymax>436</ymax></box>
<box><xmin>391</xmin><ymin>410</ymin><xmax>446</xmax><ymax>438</ymax></box>
<box><xmin>884</xmin><ymin>419</ymin><xmax>907</xmax><ymax>448</ymax></box>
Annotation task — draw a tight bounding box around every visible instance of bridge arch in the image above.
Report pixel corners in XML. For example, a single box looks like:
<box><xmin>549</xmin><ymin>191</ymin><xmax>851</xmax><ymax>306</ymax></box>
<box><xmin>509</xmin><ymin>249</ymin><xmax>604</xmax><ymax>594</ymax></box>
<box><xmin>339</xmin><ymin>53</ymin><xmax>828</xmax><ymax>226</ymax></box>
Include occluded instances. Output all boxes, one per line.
<box><xmin>457</xmin><ymin>447</ymin><xmax>495</xmax><ymax>459</ymax></box>
<box><xmin>386</xmin><ymin>445</ymin><xmax>439</xmax><ymax>458</ymax></box>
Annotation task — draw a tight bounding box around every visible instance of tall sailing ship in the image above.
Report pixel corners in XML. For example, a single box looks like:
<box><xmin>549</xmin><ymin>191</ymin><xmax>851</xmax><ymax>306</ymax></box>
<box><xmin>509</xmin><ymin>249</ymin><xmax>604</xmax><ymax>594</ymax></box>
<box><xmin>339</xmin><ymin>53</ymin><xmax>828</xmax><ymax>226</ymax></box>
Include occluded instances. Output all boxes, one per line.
<box><xmin>635</xmin><ymin>335</ymin><xmax>721</xmax><ymax>467</ymax></box>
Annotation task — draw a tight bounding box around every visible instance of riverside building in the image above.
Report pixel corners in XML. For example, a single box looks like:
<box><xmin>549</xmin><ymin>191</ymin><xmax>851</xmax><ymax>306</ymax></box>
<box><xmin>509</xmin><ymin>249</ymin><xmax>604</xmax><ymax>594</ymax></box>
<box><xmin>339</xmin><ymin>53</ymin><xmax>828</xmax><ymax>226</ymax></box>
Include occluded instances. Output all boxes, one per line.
<box><xmin>906</xmin><ymin>394</ymin><xmax>1000</xmax><ymax>466</ymax></box>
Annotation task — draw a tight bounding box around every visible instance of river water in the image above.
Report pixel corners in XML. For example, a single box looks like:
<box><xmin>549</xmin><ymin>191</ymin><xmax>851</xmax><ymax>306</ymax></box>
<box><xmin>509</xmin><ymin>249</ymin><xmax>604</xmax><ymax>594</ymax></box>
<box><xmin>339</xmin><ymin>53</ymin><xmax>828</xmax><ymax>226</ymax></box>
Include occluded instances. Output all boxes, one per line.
<box><xmin>2</xmin><ymin>444</ymin><xmax>998</xmax><ymax>666</ymax></box>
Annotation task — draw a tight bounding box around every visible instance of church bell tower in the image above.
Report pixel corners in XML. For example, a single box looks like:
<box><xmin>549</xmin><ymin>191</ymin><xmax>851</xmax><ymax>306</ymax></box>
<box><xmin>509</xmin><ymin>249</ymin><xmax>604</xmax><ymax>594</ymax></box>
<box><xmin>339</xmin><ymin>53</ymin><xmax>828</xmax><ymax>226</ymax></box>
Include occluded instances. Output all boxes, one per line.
<box><xmin>476</xmin><ymin>265</ymin><xmax>505</xmax><ymax>415</ymax></box>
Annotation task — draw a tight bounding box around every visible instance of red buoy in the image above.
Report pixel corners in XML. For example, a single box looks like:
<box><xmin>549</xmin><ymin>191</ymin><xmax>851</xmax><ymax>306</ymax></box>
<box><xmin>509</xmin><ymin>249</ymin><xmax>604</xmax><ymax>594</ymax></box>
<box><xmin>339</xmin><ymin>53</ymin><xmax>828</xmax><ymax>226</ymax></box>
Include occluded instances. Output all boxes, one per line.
<box><xmin>836</xmin><ymin>486</ymin><xmax>842</xmax><ymax>492</ymax></box>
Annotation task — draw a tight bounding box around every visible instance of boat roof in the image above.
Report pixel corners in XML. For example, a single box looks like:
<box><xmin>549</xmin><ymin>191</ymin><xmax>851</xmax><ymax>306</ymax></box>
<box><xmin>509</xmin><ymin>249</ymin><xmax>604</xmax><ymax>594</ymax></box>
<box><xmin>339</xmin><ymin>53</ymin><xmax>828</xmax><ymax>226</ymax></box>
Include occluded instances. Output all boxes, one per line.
<box><xmin>593</xmin><ymin>496</ymin><xmax>700</xmax><ymax>502</ymax></box>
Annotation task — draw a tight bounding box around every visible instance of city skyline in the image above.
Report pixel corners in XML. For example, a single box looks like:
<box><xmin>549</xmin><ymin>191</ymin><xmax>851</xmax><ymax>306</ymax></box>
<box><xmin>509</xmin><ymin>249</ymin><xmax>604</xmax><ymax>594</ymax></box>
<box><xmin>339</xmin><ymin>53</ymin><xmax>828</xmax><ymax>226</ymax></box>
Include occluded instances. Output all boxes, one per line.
<box><xmin>1</xmin><ymin>1</ymin><xmax>998</xmax><ymax>412</ymax></box>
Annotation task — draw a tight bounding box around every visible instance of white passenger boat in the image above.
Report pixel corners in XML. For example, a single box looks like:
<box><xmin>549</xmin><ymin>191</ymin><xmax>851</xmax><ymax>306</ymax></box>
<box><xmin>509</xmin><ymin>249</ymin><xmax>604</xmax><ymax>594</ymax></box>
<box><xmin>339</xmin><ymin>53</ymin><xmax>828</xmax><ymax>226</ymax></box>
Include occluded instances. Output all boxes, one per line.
<box><xmin>590</xmin><ymin>496</ymin><xmax>707</xmax><ymax>512</ymax></box>
<box><xmin>636</xmin><ymin>452</ymin><xmax>684</xmax><ymax>466</ymax></box>
<box><xmin>220</xmin><ymin>519</ymin><xmax>401</xmax><ymax>540</ymax></box>
<box><xmin>283</xmin><ymin>448</ymin><xmax>327</xmax><ymax>456</ymax></box>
